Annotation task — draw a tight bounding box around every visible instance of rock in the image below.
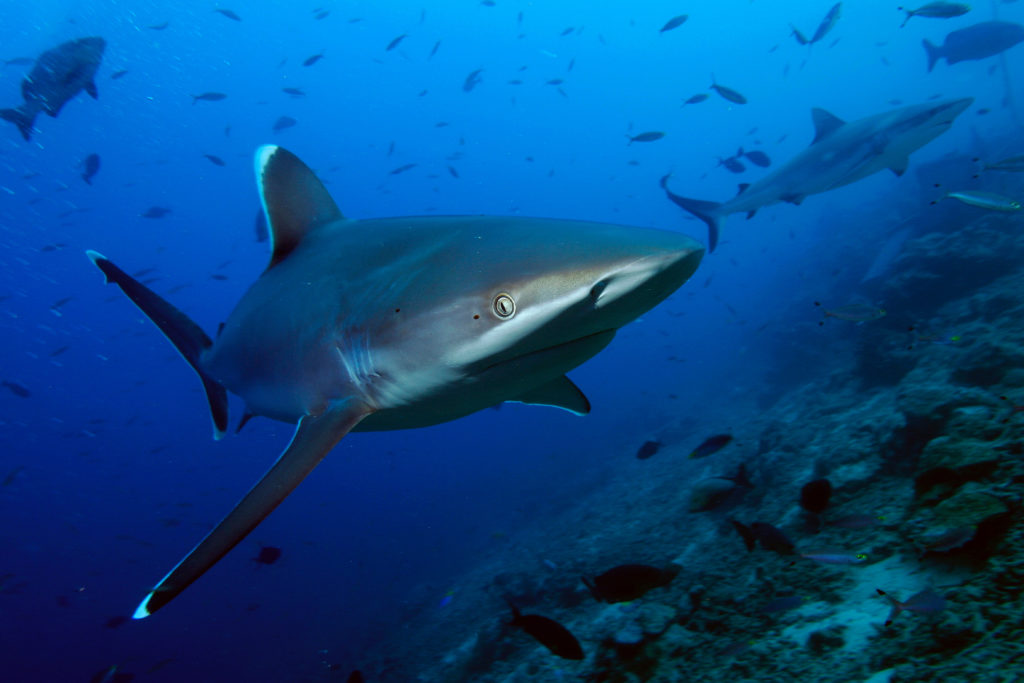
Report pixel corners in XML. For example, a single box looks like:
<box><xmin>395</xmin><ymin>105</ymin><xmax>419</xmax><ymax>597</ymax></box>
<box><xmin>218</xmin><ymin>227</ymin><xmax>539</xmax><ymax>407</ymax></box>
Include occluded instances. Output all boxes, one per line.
<box><xmin>917</xmin><ymin>436</ymin><xmax>1000</xmax><ymax>482</ymax></box>
<box><xmin>945</xmin><ymin>405</ymin><xmax>1003</xmax><ymax>442</ymax></box>
<box><xmin>933</xmin><ymin>488</ymin><xmax>1008</xmax><ymax>529</ymax></box>
<box><xmin>637</xmin><ymin>603</ymin><xmax>677</xmax><ymax>637</ymax></box>
<box><xmin>613</xmin><ymin>622</ymin><xmax>644</xmax><ymax>647</ymax></box>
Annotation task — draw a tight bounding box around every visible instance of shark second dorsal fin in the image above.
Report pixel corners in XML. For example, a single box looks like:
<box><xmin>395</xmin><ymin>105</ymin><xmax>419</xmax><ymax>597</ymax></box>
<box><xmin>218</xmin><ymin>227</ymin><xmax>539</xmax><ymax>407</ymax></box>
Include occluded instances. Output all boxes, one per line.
<box><xmin>810</xmin><ymin>108</ymin><xmax>845</xmax><ymax>144</ymax></box>
<box><xmin>255</xmin><ymin>145</ymin><xmax>344</xmax><ymax>270</ymax></box>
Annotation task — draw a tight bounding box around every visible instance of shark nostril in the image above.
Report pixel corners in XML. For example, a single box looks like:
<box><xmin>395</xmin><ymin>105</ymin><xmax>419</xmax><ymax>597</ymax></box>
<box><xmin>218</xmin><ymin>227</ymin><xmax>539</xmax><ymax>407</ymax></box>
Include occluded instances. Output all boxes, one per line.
<box><xmin>492</xmin><ymin>293</ymin><xmax>516</xmax><ymax>319</ymax></box>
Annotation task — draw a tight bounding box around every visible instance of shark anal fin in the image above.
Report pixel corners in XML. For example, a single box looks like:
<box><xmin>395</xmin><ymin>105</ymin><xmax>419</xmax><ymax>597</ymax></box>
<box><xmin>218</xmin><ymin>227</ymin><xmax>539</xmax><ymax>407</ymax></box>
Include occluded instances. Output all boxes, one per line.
<box><xmin>133</xmin><ymin>400</ymin><xmax>371</xmax><ymax>619</ymax></box>
<box><xmin>780</xmin><ymin>193</ymin><xmax>805</xmax><ymax>205</ymax></box>
<box><xmin>86</xmin><ymin>250</ymin><xmax>229</xmax><ymax>439</ymax></box>
<box><xmin>85</xmin><ymin>79</ymin><xmax>98</xmax><ymax>99</ymax></box>
<box><xmin>889</xmin><ymin>157</ymin><xmax>909</xmax><ymax>177</ymax></box>
<box><xmin>810</xmin><ymin>108</ymin><xmax>845</xmax><ymax>144</ymax></box>
<box><xmin>510</xmin><ymin>375</ymin><xmax>590</xmax><ymax>415</ymax></box>
<box><xmin>255</xmin><ymin>145</ymin><xmax>344</xmax><ymax>270</ymax></box>
<box><xmin>737</xmin><ymin>183</ymin><xmax>750</xmax><ymax>196</ymax></box>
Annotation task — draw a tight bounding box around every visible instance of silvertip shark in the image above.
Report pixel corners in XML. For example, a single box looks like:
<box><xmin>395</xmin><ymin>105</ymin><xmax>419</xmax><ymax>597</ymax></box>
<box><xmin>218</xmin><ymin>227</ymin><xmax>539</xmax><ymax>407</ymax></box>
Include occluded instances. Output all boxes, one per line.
<box><xmin>87</xmin><ymin>145</ymin><xmax>704</xmax><ymax>618</ymax></box>
<box><xmin>661</xmin><ymin>97</ymin><xmax>973</xmax><ymax>252</ymax></box>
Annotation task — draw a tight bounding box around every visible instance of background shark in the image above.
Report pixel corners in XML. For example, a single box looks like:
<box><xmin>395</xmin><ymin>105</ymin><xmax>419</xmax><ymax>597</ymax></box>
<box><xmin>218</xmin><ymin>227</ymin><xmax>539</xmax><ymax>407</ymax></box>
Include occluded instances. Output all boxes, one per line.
<box><xmin>87</xmin><ymin>145</ymin><xmax>704</xmax><ymax>618</ymax></box>
<box><xmin>0</xmin><ymin>36</ymin><xmax>106</xmax><ymax>141</ymax></box>
<box><xmin>661</xmin><ymin>97</ymin><xmax>973</xmax><ymax>252</ymax></box>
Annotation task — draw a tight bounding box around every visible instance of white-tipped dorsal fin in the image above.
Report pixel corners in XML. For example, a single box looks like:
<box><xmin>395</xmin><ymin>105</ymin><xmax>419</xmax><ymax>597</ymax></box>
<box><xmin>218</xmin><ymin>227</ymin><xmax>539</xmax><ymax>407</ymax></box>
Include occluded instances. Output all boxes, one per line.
<box><xmin>810</xmin><ymin>108</ymin><xmax>845</xmax><ymax>144</ymax></box>
<box><xmin>255</xmin><ymin>145</ymin><xmax>343</xmax><ymax>270</ymax></box>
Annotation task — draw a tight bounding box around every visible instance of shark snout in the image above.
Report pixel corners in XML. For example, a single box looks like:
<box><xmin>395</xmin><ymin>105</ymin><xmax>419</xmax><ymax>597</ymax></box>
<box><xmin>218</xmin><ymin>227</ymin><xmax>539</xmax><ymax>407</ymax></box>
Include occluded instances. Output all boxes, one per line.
<box><xmin>934</xmin><ymin>97</ymin><xmax>974</xmax><ymax>124</ymax></box>
<box><xmin>590</xmin><ymin>237</ymin><xmax>704</xmax><ymax>323</ymax></box>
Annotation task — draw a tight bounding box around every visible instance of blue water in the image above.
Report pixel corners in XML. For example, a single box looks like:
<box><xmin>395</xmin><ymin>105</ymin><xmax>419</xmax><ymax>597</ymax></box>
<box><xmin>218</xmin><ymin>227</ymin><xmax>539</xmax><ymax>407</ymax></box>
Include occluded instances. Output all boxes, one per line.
<box><xmin>0</xmin><ymin>1</ymin><xmax>1017</xmax><ymax>681</ymax></box>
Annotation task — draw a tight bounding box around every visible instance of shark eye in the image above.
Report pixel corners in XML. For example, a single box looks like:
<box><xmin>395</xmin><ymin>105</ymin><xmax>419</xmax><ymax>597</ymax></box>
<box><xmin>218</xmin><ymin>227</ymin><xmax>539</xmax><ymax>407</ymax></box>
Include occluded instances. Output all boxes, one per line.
<box><xmin>492</xmin><ymin>293</ymin><xmax>516</xmax><ymax>319</ymax></box>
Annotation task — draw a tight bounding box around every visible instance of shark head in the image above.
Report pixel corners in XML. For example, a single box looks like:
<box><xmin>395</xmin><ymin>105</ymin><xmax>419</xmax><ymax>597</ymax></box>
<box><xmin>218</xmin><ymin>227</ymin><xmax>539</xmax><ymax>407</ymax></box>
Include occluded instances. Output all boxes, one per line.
<box><xmin>877</xmin><ymin>97</ymin><xmax>974</xmax><ymax>161</ymax></box>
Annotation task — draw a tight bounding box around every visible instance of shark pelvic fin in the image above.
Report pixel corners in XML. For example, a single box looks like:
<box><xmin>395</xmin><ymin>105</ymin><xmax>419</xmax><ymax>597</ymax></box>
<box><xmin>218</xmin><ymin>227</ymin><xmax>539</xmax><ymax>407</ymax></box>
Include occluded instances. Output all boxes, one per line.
<box><xmin>510</xmin><ymin>375</ymin><xmax>591</xmax><ymax>415</ymax></box>
<box><xmin>889</xmin><ymin>157</ymin><xmax>909</xmax><ymax>177</ymax></box>
<box><xmin>255</xmin><ymin>145</ymin><xmax>344</xmax><ymax>270</ymax></box>
<box><xmin>0</xmin><ymin>107</ymin><xmax>35</xmax><ymax>141</ymax></box>
<box><xmin>810</xmin><ymin>108</ymin><xmax>846</xmax><ymax>144</ymax></box>
<box><xmin>133</xmin><ymin>399</ymin><xmax>371</xmax><ymax>618</ymax></box>
<box><xmin>86</xmin><ymin>250</ymin><xmax>229</xmax><ymax>439</ymax></box>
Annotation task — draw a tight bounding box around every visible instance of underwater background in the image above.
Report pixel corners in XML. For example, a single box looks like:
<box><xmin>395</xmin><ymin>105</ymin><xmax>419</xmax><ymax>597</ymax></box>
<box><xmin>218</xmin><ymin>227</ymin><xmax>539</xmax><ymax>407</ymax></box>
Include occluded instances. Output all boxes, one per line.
<box><xmin>1</xmin><ymin>0</ymin><xmax>1023</xmax><ymax>681</ymax></box>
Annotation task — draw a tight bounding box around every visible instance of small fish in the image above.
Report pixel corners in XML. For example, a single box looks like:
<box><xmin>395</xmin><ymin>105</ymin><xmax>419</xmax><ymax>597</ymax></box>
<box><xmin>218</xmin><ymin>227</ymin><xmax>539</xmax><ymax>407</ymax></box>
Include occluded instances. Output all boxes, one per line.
<box><xmin>210</xmin><ymin>274</ymin><xmax>229</xmax><ymax>281</ymax></box>
<box><xmin>815</xmin><ymin>301</ymin><xmax>886</xmax><ymax>322</ymax></box>
<box><xmin>314</xmin><ymin>10</ymin><xmax>329</xmax><ymax>20</ymax></box>
<box><xmin>110</xmin><ymin>70</ymin><xmax>128</xmax><ymax>80</ymax></box>
<box><xmin>303</xmin><ymin>53</ymin><xmax>324</xmax><ymax>67</ymax></box>
<box><xmin>810</xmin><ymin>3</ymin><xmax>842</xmax><ymax>44</ymax></box>
<box><xmin>635</xmin><ymin>440</ymin><xmax>662</xmax><ymax>460</ymax></box>
<box><xmin>3</xmin><ymin>57</ymin><xmax>34</xmax><ymax>66</ymax></box>
<box><xmin>202</xmin><ymin>154</ymin><xmax>226</xmax><ymax>167</ymax></box>
<box><xmin>282</xmin><ymin>87</ymin><xmax>305</xmax><ymax>97</ymax></box>
<box><xmin>682</xmin><ymin>93</ymin><xmax>709</xmax><ymax>106</ymax></box>
<box><xmin>389</xmin><ymin>163</ymin><xmax>417</xmax><ymax>175</ymax></box>
<box><xmin>429</xmin><ymin>41</ymin><xmax>441</xmax><ymax>58</ymax></box>
<box><xmin>2</xmin><ymin>465</ymin><xmax>25</xmax><ymax>486</ymax></box>
<box><xmin>1</xmin><ymin>380</ymin><xmax>31</xmax><ymax>398</ymax></box>
<box><xmin>944</xmin><ymin>190</ymin><xmax>1022</xmax><ymax>211</ymax></box>
<box><xmin>800</xmin><ymin>478</ymin><xmax>832</xmax><ymax>514</ymax></box>
<box><xmin>690</xmin><ymin>465</ymin><xmax>752</xmax><ymax>511</ymax></box>
<box><xmin>50</xmin><ymin>345</ymin><xmax>69</xmax><ymax>357</ymax></box>
<box><xmin>791</xmin><ymin>25</ymin><xmax>811</xmax><ymax>45</ymax></box>
<box><xmin>710</xmin><ymin>75</ymin><xmax>747</xmax><ymax>104</ymax></box>
<box><xmin>742</xmin><ymin>150</ymin><xmax>771</xmax><ymax>167</ymax></box>
<box><xmin>272</xmin><ymin>115</ymin><xmax>297</xmax><ymax>132</ymax></box>
<box><xmin>81</xmin><ymin>153</ymin><xmax>100</xmax><ymax>184</ymax></box>
<box><xmin>545</xmin><ymin>78</ymin><xmax>564</xmax><ymax>85</ymax></box>
<box><xmin>215</xmin><ymin>8</ymin><xmax>242</xmax><ymax>21</ymax></box>
<box><xmin>447</xmin><ymin>165</ymin><xmax>459</xmax><ymax>178</ymax></box>
<box><xmin>582</xmin><ymin>564</ymin><xmax>680</xmax><ymax>603</ymax></box>
<box><xmin>50</xmin><ymin>296</ymin><xmax>74</xmax><ymax>315</ymax></box>
<box><xmin>148</xmin><ymin>21</ymin><xmax>169</xmax><ymax>30</ymax></box>
<box><xmin>386</xmin><ymin>34</ymin><xmax>407</xmax><ymax>51</ymax></box>
<box><xmin>560</xmin><ymin>27</ymin><xmax>575</xmax><ymax>36</ymax></box>
<box><xmin>104</xmin><ymin>615</ymin><xmax>129</xmax><ymax>629</ymax></box>
<box><xmin>463</xmin><ymin>68</ymin><xmax>484</xmax><ymax>92</ymax></box>
<box><xmin>876</xmin><ymin>588</ymin><xmax>946</xmax><ymax>626</ymax></box>
<box><xmin>720</xmin><ymin>156</ymin><xmax>745</xmax><ymax>173</ymax></box>
<box><xmin>626</xmin><ymin>131</ymin><xmax>665</xmax><ymax>145</ymax></box>
<box><xmin>253</xmin><ymin>545</ymin><xmax>282</xmax><ymax>565</ymax></box>
<box><xmin>689</xmin><ymin>434</ymin><xmax>733</xmax><ymax>459</ymax></box>
<box><xmin>801</xmin><ymin>550</ymin><xmax>868</xmax><ymax>565</ymax></box>
<box><xmin>506</xmin><ymin>600</ymin><xmax>583</xmax><ymax>659</ymax></box>
<box><xmin>660</xmin><ymin>15</ymin><xmax>689</xmax><ymax>32</ymax></box>
<box><xmin>192</xmin><ymin>92</ymin><xmax>227</xmax><ymax>104</ymax></box>
<box><xmin>141</xmin><ymin>206</ymin><xmax>172</xmax><ymax>219</ymax></box>
<box><xmin>900</xmin><ymin>2</ymin><xmax>970</xmax><ymax>28</ymax></box>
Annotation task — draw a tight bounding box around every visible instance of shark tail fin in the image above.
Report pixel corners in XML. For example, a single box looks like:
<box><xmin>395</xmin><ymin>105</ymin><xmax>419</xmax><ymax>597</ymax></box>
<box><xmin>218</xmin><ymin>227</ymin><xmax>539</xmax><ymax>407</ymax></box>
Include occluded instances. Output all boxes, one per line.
<box><xmin>922</xmin><ymin>39</ymin><xmax>940</xmax><ymax>73</ymax></box>
<box><xmin>660</xmin><ymin>174</ymin><xmax>724</xmax><ymax>253</ymax></box>
<box><xmin>0</xmin><ymin>106</ymin><xmax>34</xmax><ymax>141</ymax></box>
<box><xmin>86</xmin><ymin>250</ymin><xmax>229</xmax><ymax>439</ymax></box>
<box><xmin>876</xmin><ymin>589</ymin><xmax>904</xmax><ymax>626</ymax></box>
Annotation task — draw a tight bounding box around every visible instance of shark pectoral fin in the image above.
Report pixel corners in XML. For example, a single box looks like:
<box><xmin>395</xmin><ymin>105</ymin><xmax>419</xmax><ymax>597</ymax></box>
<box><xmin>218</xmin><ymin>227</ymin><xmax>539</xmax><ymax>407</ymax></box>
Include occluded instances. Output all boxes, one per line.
<box><xmin>509</xmin><ymin>375</ymin><xmax>591</xmax><ymax>415</ymax></box>
<box><xmin>133</xmin><ymin>399</ymin><xmax>371</xmax><ymax>619</ymax></box>
<box><xmin>810</xmin><ymin>108</ymin><xmax>845</xmax><ymax>144</ymax></box>
<box><xmin>87</xmin><ymin>250</ymin><xmax>229</xmax><ymax>439</ymax></box>
<box><xmin>85</xmin><ymin>79</ymin><xmax>98</xmax><ymax>99</ymax></box>
<box><xmin>889</xmin><ymin>158</ymin><xmax>909</xmax><ymax>177</ymax></box>
<box><xmin>255</xmin><ymin>145</ymin><xmax>344</xmax><ymax>270</ymax></box>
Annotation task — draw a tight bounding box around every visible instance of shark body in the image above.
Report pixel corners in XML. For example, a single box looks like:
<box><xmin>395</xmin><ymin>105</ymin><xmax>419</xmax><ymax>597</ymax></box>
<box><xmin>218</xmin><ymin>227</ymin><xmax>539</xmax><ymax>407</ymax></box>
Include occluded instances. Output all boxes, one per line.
<box><xmin>661</xmin><ymin>97</ymin><xmax>973</xmax><ymax>251</ymax></box>
<box><xmin>88</xmin><ymin>145</ymin><xmax>703</xmax><ymax>618</ymax></box>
